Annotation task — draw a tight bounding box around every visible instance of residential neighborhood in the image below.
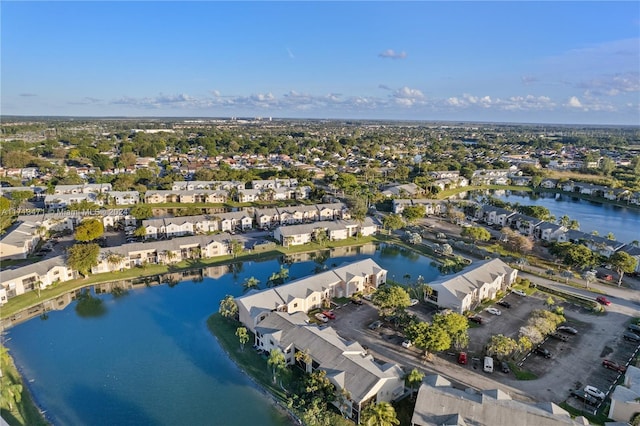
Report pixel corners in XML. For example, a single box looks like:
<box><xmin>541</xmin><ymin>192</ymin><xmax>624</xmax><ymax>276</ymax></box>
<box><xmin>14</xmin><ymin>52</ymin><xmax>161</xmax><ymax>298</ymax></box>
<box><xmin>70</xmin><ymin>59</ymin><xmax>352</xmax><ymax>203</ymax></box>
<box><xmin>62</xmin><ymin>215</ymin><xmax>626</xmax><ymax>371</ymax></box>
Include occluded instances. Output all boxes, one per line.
<box><xmin>1</xmin><ymin>117</ymin><xmax>639</xmax><ymax>426</ymax></box>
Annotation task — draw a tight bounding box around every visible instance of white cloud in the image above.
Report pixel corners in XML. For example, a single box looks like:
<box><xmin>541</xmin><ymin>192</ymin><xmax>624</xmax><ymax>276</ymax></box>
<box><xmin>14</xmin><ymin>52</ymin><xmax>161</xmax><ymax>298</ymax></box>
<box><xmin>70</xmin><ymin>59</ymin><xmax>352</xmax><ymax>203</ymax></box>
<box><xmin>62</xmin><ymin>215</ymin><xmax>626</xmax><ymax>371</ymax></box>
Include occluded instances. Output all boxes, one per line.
<box><xmin>576</xmin><ymin>71</ymin><xmax>640</xmax><ymax>96</ymax></box>
<box><xmin>378</xmin><ymin>49</ymin><xmax>407</xmax><ymax>59</ymax></box>
<box><xmin>105</xmin><ymin>88</ymin><xmax>626</xmax><ymax>119</ymax></box>
<box><xmin>391</xmin><ymin>87</ymin><xmax>425</xmax><ymax>107</ymax></box>
<box><xmin>567</xmin><ymin>96</ymin><xmax>583</xmax><ymax>108</ymax></box>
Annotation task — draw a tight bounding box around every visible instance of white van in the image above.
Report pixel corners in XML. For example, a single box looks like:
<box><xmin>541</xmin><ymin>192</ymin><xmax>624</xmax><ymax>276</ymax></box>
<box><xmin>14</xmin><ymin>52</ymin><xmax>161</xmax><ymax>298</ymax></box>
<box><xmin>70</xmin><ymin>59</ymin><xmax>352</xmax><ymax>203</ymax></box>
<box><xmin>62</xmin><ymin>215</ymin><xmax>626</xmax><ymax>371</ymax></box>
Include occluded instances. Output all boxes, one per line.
<box><xmin>483</xmin><ymin>356</ymin><xmax>494</xmax><ymax>373</ymax></box>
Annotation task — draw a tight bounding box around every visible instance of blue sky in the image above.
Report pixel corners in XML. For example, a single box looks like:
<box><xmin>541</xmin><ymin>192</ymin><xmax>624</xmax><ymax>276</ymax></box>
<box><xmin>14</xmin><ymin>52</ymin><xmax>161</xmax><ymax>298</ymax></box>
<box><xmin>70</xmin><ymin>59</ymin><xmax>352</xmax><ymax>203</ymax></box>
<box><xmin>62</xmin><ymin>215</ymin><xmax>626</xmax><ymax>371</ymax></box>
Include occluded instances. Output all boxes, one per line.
<box><xmin>2</xmin><ymin>1</ymin><xmax>639</xmax><ymax>125</ymax></box>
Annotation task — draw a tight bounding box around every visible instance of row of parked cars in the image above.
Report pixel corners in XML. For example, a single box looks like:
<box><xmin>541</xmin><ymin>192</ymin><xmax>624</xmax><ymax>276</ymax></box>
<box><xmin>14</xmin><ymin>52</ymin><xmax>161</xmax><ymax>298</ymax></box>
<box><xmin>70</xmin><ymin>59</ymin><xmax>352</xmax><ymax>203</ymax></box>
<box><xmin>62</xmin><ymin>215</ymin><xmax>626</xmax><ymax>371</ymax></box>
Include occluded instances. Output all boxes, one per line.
<box><xmin>569</xmin><ymin>322</ymin><xmax>640</xmax><ymax>409</ymax></box>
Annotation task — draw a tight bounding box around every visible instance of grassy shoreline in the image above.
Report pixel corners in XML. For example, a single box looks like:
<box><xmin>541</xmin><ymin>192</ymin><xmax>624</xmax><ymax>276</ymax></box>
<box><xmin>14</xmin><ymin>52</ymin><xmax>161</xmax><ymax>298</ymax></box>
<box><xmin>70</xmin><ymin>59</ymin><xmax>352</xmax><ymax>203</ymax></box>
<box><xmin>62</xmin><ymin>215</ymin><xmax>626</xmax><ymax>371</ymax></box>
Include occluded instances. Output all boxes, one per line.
<box><xmin>0</xmin><ymin>345</ymin><xmax>50</xmax><ymax>426</ymax></box>
<box><xmin>0</xmin><ymin>236</ymin><xmax>374</xmax><ymax>320</ymax></box>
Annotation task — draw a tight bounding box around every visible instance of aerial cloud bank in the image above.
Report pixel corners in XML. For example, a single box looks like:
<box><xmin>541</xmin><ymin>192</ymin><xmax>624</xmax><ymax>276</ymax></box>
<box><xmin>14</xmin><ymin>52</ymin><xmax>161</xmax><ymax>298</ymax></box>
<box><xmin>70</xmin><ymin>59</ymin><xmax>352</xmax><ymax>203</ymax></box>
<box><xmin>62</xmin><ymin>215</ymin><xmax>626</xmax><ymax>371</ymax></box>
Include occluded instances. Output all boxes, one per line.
<box><xmin>99</xmin><ymin>87</ymin><xmax>631</xmax><ymax>118</ymax></box>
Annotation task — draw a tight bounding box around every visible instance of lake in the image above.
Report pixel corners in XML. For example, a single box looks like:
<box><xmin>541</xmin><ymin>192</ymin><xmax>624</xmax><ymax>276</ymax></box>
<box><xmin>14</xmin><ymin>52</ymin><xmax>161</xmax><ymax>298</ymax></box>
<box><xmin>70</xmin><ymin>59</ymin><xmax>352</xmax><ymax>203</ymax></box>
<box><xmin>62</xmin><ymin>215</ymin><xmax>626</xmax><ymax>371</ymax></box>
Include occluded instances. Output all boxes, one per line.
<box><xmin>3</xmin><ymin>243</ymin><xmax>440</xmax><ymax>426</ymax></box>
<box><xmin>475</xmin><ymin>190</ymin><xmax>640</xmax><ymax>244</ymax></box>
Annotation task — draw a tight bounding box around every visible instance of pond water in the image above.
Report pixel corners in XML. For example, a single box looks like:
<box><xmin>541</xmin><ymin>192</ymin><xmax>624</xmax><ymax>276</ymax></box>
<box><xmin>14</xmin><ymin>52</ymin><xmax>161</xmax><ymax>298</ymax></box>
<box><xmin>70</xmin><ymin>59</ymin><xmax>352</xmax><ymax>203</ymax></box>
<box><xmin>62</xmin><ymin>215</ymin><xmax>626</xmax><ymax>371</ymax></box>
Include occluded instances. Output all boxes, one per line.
<box><xmin>4</xmin><ymin>244</ymin><xmax>440</xmax><ymax>426</ymax></box>
<box><xmin>474</xmin><ymin>190</ymin><xmax>640</xmax><ymax>244</ymax></box>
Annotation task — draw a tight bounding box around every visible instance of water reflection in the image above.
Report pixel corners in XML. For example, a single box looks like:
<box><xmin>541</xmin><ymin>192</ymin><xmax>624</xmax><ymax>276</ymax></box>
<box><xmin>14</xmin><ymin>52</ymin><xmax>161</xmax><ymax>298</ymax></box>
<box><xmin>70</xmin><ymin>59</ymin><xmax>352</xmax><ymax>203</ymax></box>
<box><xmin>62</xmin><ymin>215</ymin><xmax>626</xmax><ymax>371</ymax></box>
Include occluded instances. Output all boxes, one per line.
<box><xmin>75</xmin><ymin>289</ymin><xmax>107</xmax><ymax>318</ymax></box>
<box><xmin>467</xmin><ymin>190</ymin><xmax>640</xmax><ymax>243</ymax></box>
<box><xmin>1</xmin><ymin>242</ymin><xmax>439</xmax><ymax>330</ymax></box>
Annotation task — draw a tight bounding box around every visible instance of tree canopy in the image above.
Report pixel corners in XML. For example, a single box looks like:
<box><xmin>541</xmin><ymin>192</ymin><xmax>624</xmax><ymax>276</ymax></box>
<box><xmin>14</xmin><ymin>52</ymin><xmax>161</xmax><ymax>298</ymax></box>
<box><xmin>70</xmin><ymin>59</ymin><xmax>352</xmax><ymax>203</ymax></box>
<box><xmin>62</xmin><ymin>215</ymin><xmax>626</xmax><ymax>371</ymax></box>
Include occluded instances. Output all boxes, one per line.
<box><xmin>609</xmin><ymin>251</ymin><xmax>638</xmax><ymax>287</ymax></box>
<box><xmin>372</xmin><ymin>285</ymin><xmax>411</xmax><ymax>312</ymax></box>
<box><xmin>219</xmin><ymin>295</ymin><xmax>238</xmax><ymax>319</ymax></box>
<box><xmin>461</xmin><ymin>226</ymin><xmax>491</xmax><ymax>242</ymax></box>
<box><xmin>75</xmin><ymin>218</ymin><xmax>104</xmax><ymax>242</ymax></box>
<box><xmin>130</xmin><ymin>204</ymin><xmax>153</xmax><ymax>220</ymax></box>
<box><xmin>66</xmin><ymin>243</ymin><xmax>100</xmax><ymax>276</ymax></box>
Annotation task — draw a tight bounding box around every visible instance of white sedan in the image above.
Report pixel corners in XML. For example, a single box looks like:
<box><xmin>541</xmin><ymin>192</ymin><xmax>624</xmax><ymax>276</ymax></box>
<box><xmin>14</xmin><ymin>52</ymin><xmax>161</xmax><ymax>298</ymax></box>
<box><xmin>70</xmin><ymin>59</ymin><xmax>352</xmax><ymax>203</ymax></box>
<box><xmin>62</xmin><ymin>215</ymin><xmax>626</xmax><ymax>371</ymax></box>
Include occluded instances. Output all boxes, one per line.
<box><xmin>486</xmin><ymin>307</ymin><xmax>502</xmax><ymax>316</ymax></box>
<box><xmin>512</xmin><ymin>289</ymin><xmax>527</xmax><ymax>297</ymax></box>
<box><xmin>315</xmin><ymin>313</ymin><xmax>329</xmax><ymax>323</ymax></box>
<box><xmin>409</xmin><ymin>299</ymin><xmax>419</xmax><ymax>307</ymax></box>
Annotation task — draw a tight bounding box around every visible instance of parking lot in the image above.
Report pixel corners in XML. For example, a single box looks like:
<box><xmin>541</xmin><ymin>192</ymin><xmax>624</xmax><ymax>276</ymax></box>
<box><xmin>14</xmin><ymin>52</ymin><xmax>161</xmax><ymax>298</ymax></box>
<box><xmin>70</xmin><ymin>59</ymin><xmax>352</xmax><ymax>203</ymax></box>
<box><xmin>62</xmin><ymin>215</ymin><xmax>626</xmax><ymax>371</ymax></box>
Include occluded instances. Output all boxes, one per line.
<box><xmin>326</xmin><ymin>288</ymin><xmax>640</xmax><ymax>412</ymax></box>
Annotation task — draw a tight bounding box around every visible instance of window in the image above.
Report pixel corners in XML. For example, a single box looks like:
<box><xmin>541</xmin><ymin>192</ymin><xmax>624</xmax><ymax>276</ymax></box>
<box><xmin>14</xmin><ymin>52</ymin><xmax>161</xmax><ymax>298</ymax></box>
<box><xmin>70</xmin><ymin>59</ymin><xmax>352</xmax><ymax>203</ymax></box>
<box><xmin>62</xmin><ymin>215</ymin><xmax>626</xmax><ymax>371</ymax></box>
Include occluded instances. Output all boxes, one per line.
<box><xmin>293</xmin><ymin>303</ymin><xmax>298</xmax><ymax>308</ymax></box>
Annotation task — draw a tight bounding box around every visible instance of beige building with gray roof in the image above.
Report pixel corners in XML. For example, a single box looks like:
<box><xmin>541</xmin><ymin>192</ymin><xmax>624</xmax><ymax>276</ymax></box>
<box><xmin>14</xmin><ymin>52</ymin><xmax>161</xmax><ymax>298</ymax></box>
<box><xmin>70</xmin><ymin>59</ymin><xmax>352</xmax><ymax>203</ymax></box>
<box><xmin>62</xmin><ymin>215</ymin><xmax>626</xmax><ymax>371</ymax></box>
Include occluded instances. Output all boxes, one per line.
<box><xmin>236</xmin><ymin>259</ymin><xmax>386</xmax><ymax>332</ymax></box>
<box><xmin>255</xmin><ymin>311</ymin><xmax>404</xmax><ymax>424</ymax></box>
<box><xmin>427</xmin><ymin>258</ymin><xmax>517</xmax><ymax>314</ymax></box>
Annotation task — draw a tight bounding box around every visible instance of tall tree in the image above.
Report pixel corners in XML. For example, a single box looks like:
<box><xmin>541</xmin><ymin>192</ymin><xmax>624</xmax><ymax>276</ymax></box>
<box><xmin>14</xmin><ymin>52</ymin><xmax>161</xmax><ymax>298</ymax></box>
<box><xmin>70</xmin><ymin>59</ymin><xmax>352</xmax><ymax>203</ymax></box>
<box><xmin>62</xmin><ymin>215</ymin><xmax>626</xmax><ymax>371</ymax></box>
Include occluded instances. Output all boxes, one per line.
<box><xmin>267</xmin><ymin>349</ymin><xmax>286</xmax><ymax>384</ymax></box>
<box><xmin>461</xmin><ymin>226</ymin><xmax>491</xmax><ymax>243</ymax></box>
<box><xmin>130</xmin><ymin>204</ymin><xmax>153</xmax><ymax>220</ymax></box>
<box><xmin>486</xmin><ymin>334</ymin><xmax>518</xmax><ymax>360</ymax></box>
<box><xmin>75</xmin><ymin>218</ymin><xmax>104</xmax><ymax>242</ymax></box>
<box><xmin>402</xmin><ymin>205</ymin><xmax>425</xmax><ymax>223</ymax></box>
<box><xmin>405</xmin><ymin>368</ymin><xmax>424</xmax><ymax>398</ymax></box>
<box><xmin>219</xmin><ymin>295</ymin><xmax>238</xmax><ymax>319</ymax></box>
<box><xmin>433</xmin><ymin>312</ymin><xmax>469</xmax><ymax>349</ymax></box>
<box><xmin>230</xmin><ymin>239</ymin><xmax>244</xmax><ymax>258</ymax></box>
<box><xmin>235</xmin><ymin>327</ymin><xmax>249</xmax><ymax>351</ymax></box>
<box><xmin>382</xmin><ymin>214</ymin><xmax>405</xmax><ymax>232</ymax></box>
<box><xmin>609</xmin><ymin>251</ymin><xmax>638</xmax><ymax>287</ymax></box>
<box><xmin>372</xmin><ymin>285</ymin><xmax>411</xmax><ymax>312</ymax></box>
<box><xmin>67</xmin><ymin>243</ymin><xmax>100</xmax><ymax>277</ymax></box>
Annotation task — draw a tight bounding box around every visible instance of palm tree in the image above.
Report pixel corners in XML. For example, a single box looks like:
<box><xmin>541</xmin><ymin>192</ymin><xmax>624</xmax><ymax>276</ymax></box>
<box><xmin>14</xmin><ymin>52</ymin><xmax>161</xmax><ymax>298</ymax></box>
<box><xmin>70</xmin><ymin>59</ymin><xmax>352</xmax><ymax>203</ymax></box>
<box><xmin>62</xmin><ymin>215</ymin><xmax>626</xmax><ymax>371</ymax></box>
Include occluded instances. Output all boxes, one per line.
<box><xmin>34</xmin><ymin>280</ymin><xmax>43</xmax><ymax>298</ymax></box>
<box><xmin>106</xmin><ymin>252</ymin><xmax>125</xmax><ymax>271</ymax></box>
<box><xmin>294</xmin><ymin>348</ymin><xmax>312</xmax><ymax>372</ymax></box>
<box><xmin>361</xmin><ymin>401</ymin><xmax>400</xmax><ymax>426</ymax></box>
<box><xmin>243</xmin><ymin>276</ymin><xmax>260</xmax><ymax>292</ymax></box>
<box><xmin>558</xmin><ymin>215</ymin><xmax>570</xmax><ymax>228</ymax></box>
<box><xmin>405</xmin><ymin>368</ymin><xmax>424</xmax><ymax>398</ymax></box>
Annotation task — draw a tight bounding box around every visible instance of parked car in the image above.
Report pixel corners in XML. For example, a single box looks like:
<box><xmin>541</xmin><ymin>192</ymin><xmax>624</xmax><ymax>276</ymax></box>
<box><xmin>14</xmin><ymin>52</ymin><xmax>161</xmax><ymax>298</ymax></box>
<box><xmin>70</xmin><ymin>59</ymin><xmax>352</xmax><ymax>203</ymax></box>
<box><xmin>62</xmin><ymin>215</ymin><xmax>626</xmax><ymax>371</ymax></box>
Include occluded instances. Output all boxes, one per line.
<box><xmin>497</xmin><ymin>300</ymin><xmax>511</xmax><ymax>308</ymax></box>
<box><xmin>351</xmin><ymin>298</ymin><xmax>363</xmax><ymax>305</ymax></box>
<box><xmin>322</xmin><ymin>310</ymin><xmax>336</xmax><ymax>320</ymax></box>
<box><xmin>315</xmin><ymin>313</ymin><xmax>329</xmax><ymax>323</ymax></box>
<box><xmin>584</xmin><ymin>385</ymin><xmax>606</xmax><ymax>401</ymax></box>
<box><xmin>602</xmin><ymin>359</ymin><xmax>627</xmax><ymax>373</ymax></box>
<box><xmin>486</xmin><ymin>307</ymin><xmax>502</xmax><ymax>316</ymax></box>
<box><xmin>409</xmin><ymin>299</ymin><xmax>419</xmax><ymax>307</ymax></box>
<box><xmin>534</xmin><ymin>346</ymin><xmax>551</xmax><ymax>358</ymax></box>
<box><xmin>550</xmin><ymin>332</ymin><xmax>569</xmax><ymax>342</ymax></box>
<box><xmin>597</xmin><ymin>273</ymin><xmax>613</xmax><ymax>281</ymax></box>
<box><xmin>501</xmin><ymin>361</ymin><xmax>510</xmax><ymax>374</ymax></box>
<box><xmin>596</xmin><ymin>296</ymin><xmax>611</xmax><ymax>306</ymax></box>
<box><xmin>511</xmin><ymin>289</ymin><xmax>527</xmax><ymax>297</ymax></box>
<box><xmin>368</xmin><ymin>320</ymin><xmax>383</xmax><ymax>330</ymax></box>
<box><xmin>458</xmin><ymin>352</ymin><xmax>468</xmax><ymax>365</ymax></box>
<box><xmin>468</xmin><ymin>315</ymin><xmax>483</xmax><ymax>324</ymax></box>
<box><xmin>557</xmin><ymin>326</ymin><xmax>578</xmax><ymax>335</ymax></box>
<box><xmin>628</xmin><ymin>323</ymin><xmax>640</xmax><ymax>334</ymax></box>
<box><xmin>623</xmin><ymin>331</ymin><xmax>640</xmax><ymax>343</ymax></box>
<box><xmin>401</xmin><ymin>340</ymin><xmax>412</xmax><ymax>348</ymax></box>
<box><xmin>571</xmin><ymin>390</ymin><xmax>599</xmax><ymax>406</ymax></box>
